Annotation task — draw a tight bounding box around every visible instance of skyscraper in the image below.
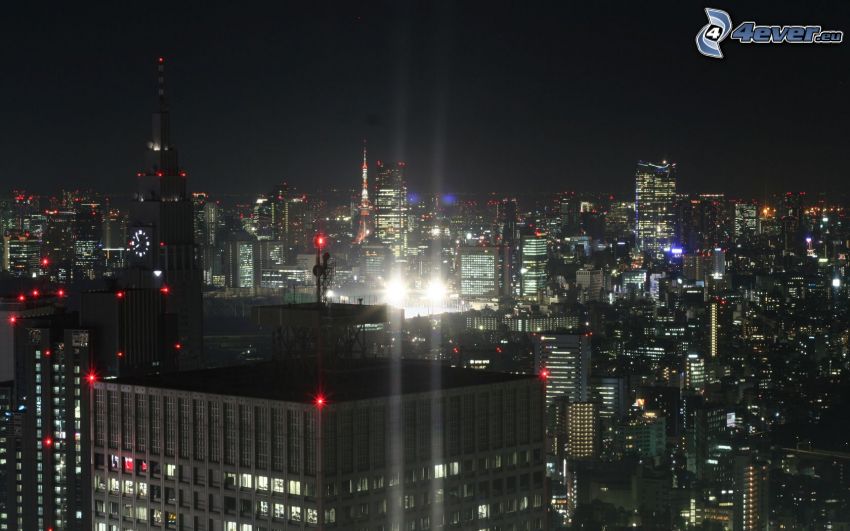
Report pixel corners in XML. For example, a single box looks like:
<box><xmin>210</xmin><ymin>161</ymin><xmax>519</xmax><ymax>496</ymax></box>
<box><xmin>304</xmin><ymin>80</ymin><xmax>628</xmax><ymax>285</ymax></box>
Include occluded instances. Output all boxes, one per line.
<box><xmin>534</xmin><ymin>334</ymin><xmax>591</xmax><ymax>410</ymax></box>
<box><xmin>635</xmin><ymin>160</ymin><xmax>677</xmax><ymax>259</ymax></box>
<box><xmin>459</xmin><ymin>244</ymin><xmax>499</xmax><ymax>300</ymax></box>
<box><xmin>373</xmin><ymin>160</ymin><xmax>408</xmax><ymax>260</ymax></box>
<box><xmin>126</xmin><ymin>57</ymin><xmax>203</xmax><ymax>370</ymax></box>
<box><xmin>6</xmin><ymin>307</ymin><xmax>93</xmax><ymax>530</ymax></box>
<box><xmin>520</xmin><ymin>231</ymin><xmax>547</xmax><ymax>299</ymax></box>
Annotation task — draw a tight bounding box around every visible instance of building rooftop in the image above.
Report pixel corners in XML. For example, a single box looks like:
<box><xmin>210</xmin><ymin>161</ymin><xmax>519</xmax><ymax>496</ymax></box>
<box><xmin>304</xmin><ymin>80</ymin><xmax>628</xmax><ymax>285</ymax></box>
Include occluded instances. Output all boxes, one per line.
<box><xmin>110</xmin><ymin>360</ymin><xmax>535</xmax><ymax>403</ymax></box>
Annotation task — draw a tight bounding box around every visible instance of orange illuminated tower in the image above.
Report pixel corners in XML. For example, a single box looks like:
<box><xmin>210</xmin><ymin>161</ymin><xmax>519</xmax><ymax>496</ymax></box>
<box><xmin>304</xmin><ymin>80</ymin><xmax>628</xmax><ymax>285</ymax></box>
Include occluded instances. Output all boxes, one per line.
<box><xmin>354</xmin><ymin>140</ymin><xmax>372</xmax><ymax>243</ymax></box>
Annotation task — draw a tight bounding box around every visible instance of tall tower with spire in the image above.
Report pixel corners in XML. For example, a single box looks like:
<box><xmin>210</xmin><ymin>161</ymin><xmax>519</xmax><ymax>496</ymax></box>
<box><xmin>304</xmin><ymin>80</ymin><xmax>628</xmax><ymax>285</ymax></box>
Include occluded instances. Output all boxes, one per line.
<box><xmin>354</xmin><ymin>140</ymin><xmax>372</xmax><ymax>244</ymax></box>
<box><xmin>126</xmin><ymin>57</ymin><xmax>204</xmax><ymax>371</ymax></box>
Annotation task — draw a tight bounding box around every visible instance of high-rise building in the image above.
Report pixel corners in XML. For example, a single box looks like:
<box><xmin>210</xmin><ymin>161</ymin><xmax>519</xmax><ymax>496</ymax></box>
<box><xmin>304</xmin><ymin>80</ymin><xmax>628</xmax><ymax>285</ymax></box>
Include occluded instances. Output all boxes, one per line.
<box><xmin>2</xmin><ymin>231</ymin><xmax>41</xmax><ymax>276</ymax></box>
<box><xmin>459</xmin><ymin>244</ymin><xmax>499</xmax><ymax>300</ymax></box>
<box><xmin>734</xmin><ymin>455</ymin><xmax>769</xmax><ymax>531</ymax></box>
<box><xmin>42</xmin><ymin>208</ymin><xmax>75</xmax><ymax>282</ymax></box>
<box><xmin>374</xmin><ymin>160</ymin><xmax>408</xmax><ymax>260</ymax></box>
<box><xmin>91</xmin><ymin>361</ymin><xmax>547</xmax><ymax>531</ymax></box>
<box><xmin>534</xmin><ymin>334</ymin><xmax>591</xmax><ymax>411</ymax></box>
<box><xmin>733</xmin><ymin>201</ymin><xmax>759</xmax><ymax>241</ymax></box>
<box><xmin>567</xmin><ymin>402</ymin><xmax>599</xmax><ymax>460</ymax></box>
<box><xmin>224</xmin><ymin>238</ymin><xmax>257</xmax><ymax>289</ymax></box>
<box><xmin>73</xmin><ymin>199</ymin><xmax>103</xmax><ymax>280</ymax></box>
<box><xmin>520</xmin><ymin>231</ymin><xmax>547</xmax><ymax>299</ymax></box>
<box><xmin>126</xmin><ymin>57</ymin><xmax>203</xmax><ymax>371</ymax></box>
<box><xmin>191</xmin><ymin>192</ymin><xmax>208</xmax><ymax>248</ymax></box>
<box><xmin>575</xmin><ymin>268</ymin><xmax>604</xmax><ymax>302</ymax></box>
<box><xmin>635</xmin><ymin>160</ymin><xmax>676</xmax><ymax>259</ymax></box>
<box><xmin>6</xmin><ymin>308</ymin><xmax>93</xmax><ymax>530</ymax></box>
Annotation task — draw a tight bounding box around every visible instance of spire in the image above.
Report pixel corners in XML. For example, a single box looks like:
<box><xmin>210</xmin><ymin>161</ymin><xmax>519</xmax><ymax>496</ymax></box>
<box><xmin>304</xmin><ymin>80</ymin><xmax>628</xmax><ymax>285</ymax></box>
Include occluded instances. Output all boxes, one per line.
<box><xmin>149</xmin><ymin>56</ymin><xmax>179</xmax><ymax>176</ymax></box>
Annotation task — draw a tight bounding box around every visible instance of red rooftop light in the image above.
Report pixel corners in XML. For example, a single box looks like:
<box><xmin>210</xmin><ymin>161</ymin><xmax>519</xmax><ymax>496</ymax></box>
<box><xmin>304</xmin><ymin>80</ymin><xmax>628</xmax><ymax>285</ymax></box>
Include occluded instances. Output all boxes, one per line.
<box><xmin>8</xmin><ymin>316</ymin><xmax>17</xmax><ymax>325</ymax></box>
<box><xmin>117</xmin><ymin>351</ymin><xmax>124</xmax><ymax>358</ymax></box>
<box><xmin>174</xmin><ymin>343</ymin><xmax>182</xmax><ymax>350</ymax></box>
<box><xmin>160</xmin><ymin>286</ymin><xmax>170</xmax><ymax>294</ymax></box>
<box><xmin>31</xmin><ymin>289</ymin><xmax>40</xmax><ymax>297</ymax></box>
<box><xmin>57</xmin><ymin>289</ymin><xmax>65</xmax><ymax>297</ymax></box>
<box><xmin>44</xmin><ymin>437</ymin><xmax>53</xmax><ymax>448</ymax></box>
<box><xmin>41</xmin><ymin>257</ymin><xmax>49</xmax><ymax>266</ymax></box>
<box><xmin>539</xmin><ymin>368</ymin><xmax>550</xmax><ymax>380</ymax></box>
<box><xmin>86</xmin><ymin>371</ymin><xmax>97</xmax><ymax>384</ymax></box>
<box><xmin>116</xmin><ymin>291</ymin><xmax>125</xmax><ymax>299</ymax></box>
<box><xmin>17</xmin><ymin>294</ymin><xmax>25</xmax><ymax>302</ymax></box>
<box><xmin>314</xmin><ymin>394</ymin><xmax>326</xmax><ymax>409</ymax></box>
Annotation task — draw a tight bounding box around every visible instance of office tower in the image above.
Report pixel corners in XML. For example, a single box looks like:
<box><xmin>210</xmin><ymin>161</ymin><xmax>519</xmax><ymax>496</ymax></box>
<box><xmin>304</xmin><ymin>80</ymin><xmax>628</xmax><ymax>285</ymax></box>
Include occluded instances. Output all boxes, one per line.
<box><xmin>73</xmin><ymin>199</ymin><xmax>103</xmax><ymax>280</ymax></box>
<box><xmin>191</xmin><ymin>192</ymin><xmax>208</xmax><ymax>248</ymax></box>
<box><xmin>286</xmin><ymin>194</ymin><xmax>310</xmax><ymax>254</ymax></box>
<box><xmin>589</xmin><ymin>376</ymin><xmax>627</xmax><ymax>423</ymax></box>
<box><xmin>459</xmin><ymin>244</ymin><xmax>499</xmax><ymax>300</ymax></box>
<box><xmin>374</xmin><ymin>160</ymin><xmax>408</xmax><ymax>260</ymax></box>
<box><xmin>2</xmin><ymin>231</ymin><xmax>41</xmax><ymax>275</ymax></box>
<box><xmin>269</xmin><ymin>182</ymin><xmax>288</xmax><ymax>241</ymax></box>
<box><xmin>91</xmin><ymin>361</ymin><xmax>547</xmax><ymax>530</ymax></box>
<box><xmin>686</xmin><ymin>353</ymin><xmax>706</xmax><ymax>391</ymax></box>
<box><xmin>534</xmin><ymin>334</ymin><xmax>591</xmax><ymax>410</ymax></box>
<box><xmin>355</xmin><ymin>142</ymin><xmax>372</xmax><ymax>244</ymax></box>
<box><xmin>567</xmin><ymin>402</ymin><xmax>599</xmax><ymax>460</ymax></box>
<box><xmin>42</xmin><ymin>207</ymin><xmax>75</xmax><ymax>282</ymax></box>
<box><xmin>126</xmin><ymin>58</ymin><xmax>203</xmax><ymax>370</ymax></box>
<box><xmin>575</xmin><ymin>268</ymin><xmax>604</xmax><ymax>302</ymax></box>
<box><xmin>253</xmin><ymin>196</ymin><xmax>274</xmax><ymax>240</ymax></box>
<box><xmin>6</xmin><ymin>309</ymin><xmax>93</xmax><ymax>530</ymax></box>
<box><xmin>496</xmin><ymin>198</ymin><xmax>518</xmax><ymax>297</ymax></box>
<box><xmin>605</xmin><ymin>201</ymin><xmax>635</xmax><ymax>241</ymax></box>
<box><xmin>635</xmin><ymin>160</ymin><xmax>676</xmax><ymax>259</ymax></box>
<box><xmin>734</xmin><ymin>201</ymin><xmax>759</xmax><ymax>241</ymax></box>
<box><xmin>102</xmin><ymin>207</ymin><xmax>127</xmax><ymax>276</ymax></box>
<box><xmin>520</xmin><ymin>231</ymin><xmax>547</xmax><ymax>299</ymax></box>
<box><xmin>224</xmin><ymin>238</ymin><xmax>256</xmax><ymax>288</ymax></box>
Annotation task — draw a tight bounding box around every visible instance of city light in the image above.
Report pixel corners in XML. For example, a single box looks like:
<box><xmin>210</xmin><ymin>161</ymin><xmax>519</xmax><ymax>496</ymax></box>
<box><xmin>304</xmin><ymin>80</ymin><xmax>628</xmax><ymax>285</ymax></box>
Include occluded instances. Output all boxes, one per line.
<box><xmin>425</xmin><ymin>278</ymin><xmax>447</xmax><ymax>303</ymax></box>
<box><xmin>383</xmin><ymin>276</ymin><xmax>407</xmax><ymax>307</ymax></box>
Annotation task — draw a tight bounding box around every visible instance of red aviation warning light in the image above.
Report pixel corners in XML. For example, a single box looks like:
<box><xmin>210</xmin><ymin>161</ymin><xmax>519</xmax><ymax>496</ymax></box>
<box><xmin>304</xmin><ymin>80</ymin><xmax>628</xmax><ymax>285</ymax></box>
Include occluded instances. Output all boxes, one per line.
<box><xmin>174</xmin><ymin>343</ymin><xmax>182</xmax><ymax>350</ymax></box>
<box><xmin>116</xmin><ymin>291</ymin><xmax>125</xmax><ymax>299</ymax></box>
<box><xmin>314</xmin><ymin>394</ymin><xmax>326</xmax><ymax>409</ymax></box>
<box><xmin>41</xmin><ymin>257</ymin><xmax>49</xmax><ymax>267</ymax></box>
<box><xmin>86</xmin><ymin>371</ymin><xmax>97</xmax><ymax>384</ymax></box>
<box><xmin>8</xmin><ymin>316</ymin><xmax>17</xmax><ymax>325</ymax></box>
<box><xmin>57</xmin><ymin>289</ymin><xmax>65</xmax><ymax>297</ymax></box>
<box><xmin>160</xmin><ymin>285</ymin><xmax>170</xmax><ymax>295</ymax></box>
<box><xmin>44</xmin><ymin>437</ymin><xmax>53</xmax><ymax>448</ymax></box>
<box><xmin>539</xmin><ymin>368</ymin><xmax>550</xmax><ymax>380</ymax></box>
<box><xmin>17</xmin><ymin>294</ymin><xmax>25</xmax><ymax>302</ymax></box>
<box><xmin>313</xmin><ymin>233</ymin><xmax>327</xmax><ymax>249</ymax></box>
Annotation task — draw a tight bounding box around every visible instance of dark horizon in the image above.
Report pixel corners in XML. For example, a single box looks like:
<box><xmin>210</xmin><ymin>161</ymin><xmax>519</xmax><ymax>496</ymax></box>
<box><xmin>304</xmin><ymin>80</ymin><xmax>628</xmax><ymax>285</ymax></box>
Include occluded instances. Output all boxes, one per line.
<box><xmin>0</xmin><ymin>1</ymin><xmax>848</xmax><ymax>197</ymax></box>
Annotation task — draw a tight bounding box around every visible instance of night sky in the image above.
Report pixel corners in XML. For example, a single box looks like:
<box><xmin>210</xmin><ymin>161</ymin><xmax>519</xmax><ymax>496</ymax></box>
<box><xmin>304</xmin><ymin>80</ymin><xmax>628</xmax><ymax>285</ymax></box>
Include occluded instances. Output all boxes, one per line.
<box><xmin>1</xmin><ymin>1</ymin><xmax>848</xmax><ymax>197</ymax></box>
